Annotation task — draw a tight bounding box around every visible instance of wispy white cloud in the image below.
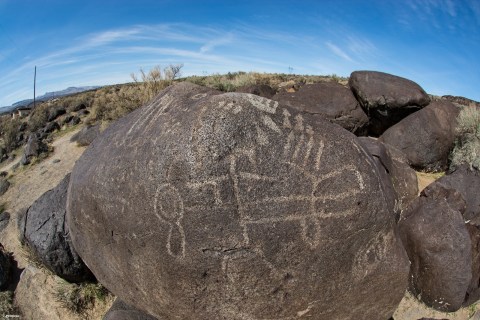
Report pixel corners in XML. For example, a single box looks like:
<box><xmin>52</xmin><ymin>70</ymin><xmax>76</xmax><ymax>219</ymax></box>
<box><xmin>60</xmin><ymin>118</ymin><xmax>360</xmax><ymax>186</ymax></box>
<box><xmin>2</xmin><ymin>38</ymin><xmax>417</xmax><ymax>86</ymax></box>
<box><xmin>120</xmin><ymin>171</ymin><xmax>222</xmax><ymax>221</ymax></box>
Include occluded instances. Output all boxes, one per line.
<box><xmin>325</xmin><ymin>41</ymin><xmax>354</xmax><ymax>62</ymax></box>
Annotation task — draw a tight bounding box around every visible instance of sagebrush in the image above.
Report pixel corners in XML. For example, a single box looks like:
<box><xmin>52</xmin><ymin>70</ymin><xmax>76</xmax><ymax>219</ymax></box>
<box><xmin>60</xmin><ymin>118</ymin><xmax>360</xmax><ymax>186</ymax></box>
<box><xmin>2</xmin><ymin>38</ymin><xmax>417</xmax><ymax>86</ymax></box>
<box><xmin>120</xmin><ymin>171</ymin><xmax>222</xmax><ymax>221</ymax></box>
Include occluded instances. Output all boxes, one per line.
<box><xmin>450</xmin><ymin>106</ymin><xmax>480</xmax><ymax>170</ymax></box>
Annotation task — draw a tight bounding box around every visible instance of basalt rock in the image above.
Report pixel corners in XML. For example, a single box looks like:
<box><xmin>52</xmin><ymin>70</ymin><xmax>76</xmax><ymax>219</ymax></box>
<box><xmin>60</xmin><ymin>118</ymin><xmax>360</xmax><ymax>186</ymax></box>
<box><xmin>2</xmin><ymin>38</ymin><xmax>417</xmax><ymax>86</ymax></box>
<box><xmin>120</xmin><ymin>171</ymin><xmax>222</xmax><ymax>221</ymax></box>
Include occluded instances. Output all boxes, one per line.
<box><xmin>357</xmin><ymin>137</ymin><xmax>418</xmax><ymax>217</ymax></box>
<box><xmin>20</xmin><ymin>174</ymin><xmax>93</xmax><ymax>282</ymax></box>
<box><xmin>349</xmin><ymin>71</ymin><xmax>430</xmax><ymax>136</ymax></box>
<box><xmin>21</xmin><ymin>134</ymin><xmax>48</xmax><ymax>165</ymax></box>
<box><xmin>70</xmin><ymin>125</ymin><xmax>101</xmax><ymax>146</ymax></box>
<box><xmin>272</xmin><ymin>82</ymin><xmax>369</xmax><ymax>134</ymax></box>
<box><xmin>68</xmin><ymin>82</ymin><xmax>409</xmax><ymax>320</ymax></box>
<box><xmin>380</xmin><ymin>100</ymin><xmax>459</xmax><ymax>171</ymax></box>
<box><xmin>398</xmin><ymin>184</ymin><xmax>471</xmax><ymax>312</ymax></box>
<box><xmin>236</xmin><ymin>84</ymin><xmax>276</xmax><ymax>99</ymax></box>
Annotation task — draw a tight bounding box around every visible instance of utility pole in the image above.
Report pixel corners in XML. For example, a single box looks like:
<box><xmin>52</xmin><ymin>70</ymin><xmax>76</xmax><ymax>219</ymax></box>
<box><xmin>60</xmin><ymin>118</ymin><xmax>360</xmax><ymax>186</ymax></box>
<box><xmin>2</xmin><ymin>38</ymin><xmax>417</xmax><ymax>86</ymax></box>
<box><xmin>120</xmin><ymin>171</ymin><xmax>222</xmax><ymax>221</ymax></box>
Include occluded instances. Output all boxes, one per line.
<box><xmin>33</xmin><ymin>66</ymin><xmax>37</xmax><ymax>109</ymax></box>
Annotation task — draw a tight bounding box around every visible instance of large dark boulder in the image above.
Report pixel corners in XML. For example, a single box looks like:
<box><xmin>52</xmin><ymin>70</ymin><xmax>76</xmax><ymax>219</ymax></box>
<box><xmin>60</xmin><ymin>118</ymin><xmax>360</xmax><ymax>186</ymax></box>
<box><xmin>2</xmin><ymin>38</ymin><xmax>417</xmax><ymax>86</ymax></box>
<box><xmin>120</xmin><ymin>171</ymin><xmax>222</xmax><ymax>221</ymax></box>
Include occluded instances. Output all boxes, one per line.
<box><xmin>19</xmin><ymin>174</ymin><xmax>93</xmax><ymax>282</ymax></box>
<box><xmin>0</xmin><ymin>178</ymin><xmax>10</xmax><ymax>196</ymax></box>
<box><xmin>70</xmin><ymin>125</ymin><xmax>101</xmax><ymax>146</ymax></box>
<box><xmin>380</xmin><ymin>100</ymin><xmax>460</xmax><ymax>171</ymax></box>
<box><xmin>398</xmin><ymin>184</ymin><xmax>471</xmax><ymax>312</ymax></box>
<box><xmin>47</xmin><ymin>107</ymin><xmax>66</xmax><ymax>122</ymax></box>
<box><xmin>0</xmin><ymin>244</ymin><xmax>11</xmax><ymax>289</ymax></box>
<box><xmin>236</xmin><ymin>84</ymin><xmax>276</xmax><ymax>99</ymax></box>
<box><xmin>68</xmin><ymin>82</ymin><xmax>409</xmax><ymax>320</ymax></box>
<box><xmin>272</xmin><ymin>82</ymin><xmax>369</xmax><ymax>134</ymax></box>
<box><xmin>103</xmin><ymin>299</ymin><xmax>158</xmax><ymax>320</ymax></box>
<box><xmin>349</xmin><ymin>71</ymin><xmax>430</xmax><ymax>135</ymax></box>
<box><xmin>431</xmin><ymin>165</ymin><xmax>480</xmax><ymax>225</ymax></box>
<box><xmin>20</xmin><ymin>134</ymin><xmax>48</xmax><ymax>165</ymax></box>
<box><xmin>71</xmin><ymin>103</ymin><xmax>87</xmax><ymax>112</ymax></box>
<box><xmin>357</xmin><ymin>137</ymin><xmax>418</xmax><ymax>216</ymax></box>
<box><xmin>43</xmin><ymin>121</ymin><xmax>60</xmax><ymax>133</ymax></box>
<box><xmin>425</xmin><ymin>165</ymin><xmax>480</xmax><ymax>306</ymax></box>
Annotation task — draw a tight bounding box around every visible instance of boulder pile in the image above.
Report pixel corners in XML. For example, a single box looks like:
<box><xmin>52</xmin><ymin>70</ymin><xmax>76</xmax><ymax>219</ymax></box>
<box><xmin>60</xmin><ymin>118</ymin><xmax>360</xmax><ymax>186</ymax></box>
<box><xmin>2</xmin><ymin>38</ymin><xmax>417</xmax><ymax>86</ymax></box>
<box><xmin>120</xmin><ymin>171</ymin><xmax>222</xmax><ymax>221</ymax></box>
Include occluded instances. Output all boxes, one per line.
<box><xmin>7</xmin><ymin>70</ymin><xmax>475</xmax><ymax>319</ymax></box>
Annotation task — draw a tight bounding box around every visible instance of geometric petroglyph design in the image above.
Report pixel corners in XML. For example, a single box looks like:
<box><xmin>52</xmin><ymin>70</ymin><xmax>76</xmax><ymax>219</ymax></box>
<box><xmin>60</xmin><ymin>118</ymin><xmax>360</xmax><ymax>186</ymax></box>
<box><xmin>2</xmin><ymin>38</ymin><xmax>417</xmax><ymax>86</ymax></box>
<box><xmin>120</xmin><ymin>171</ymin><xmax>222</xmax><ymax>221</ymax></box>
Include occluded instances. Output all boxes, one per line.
<box><xmin>154</xmin><ymin>96</ymin><xmax>366</xmax><ymax>259</ymax></box>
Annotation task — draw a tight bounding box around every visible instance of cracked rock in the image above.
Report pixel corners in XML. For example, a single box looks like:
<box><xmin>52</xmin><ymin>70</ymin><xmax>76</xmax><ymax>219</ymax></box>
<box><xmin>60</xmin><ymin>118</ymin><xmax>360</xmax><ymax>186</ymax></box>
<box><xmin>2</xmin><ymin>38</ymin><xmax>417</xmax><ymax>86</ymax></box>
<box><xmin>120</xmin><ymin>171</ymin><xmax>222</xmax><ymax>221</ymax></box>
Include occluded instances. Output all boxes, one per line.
<box><xmin>18</xmin><ymin>174</ymin><xmax>93</xmax><ymax>282</ymax></box>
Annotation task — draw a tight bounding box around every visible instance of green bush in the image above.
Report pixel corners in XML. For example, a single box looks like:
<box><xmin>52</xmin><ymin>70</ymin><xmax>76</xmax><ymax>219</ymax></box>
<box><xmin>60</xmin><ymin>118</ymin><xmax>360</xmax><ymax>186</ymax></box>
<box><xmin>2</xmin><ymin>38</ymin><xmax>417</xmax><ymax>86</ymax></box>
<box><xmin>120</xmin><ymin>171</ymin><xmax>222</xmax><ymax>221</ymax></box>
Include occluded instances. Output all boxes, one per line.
<box><xmin>28</xmin><ymin>104</ymin><xmax>49</xmax><ymax>132</ymax></box>
<box><xmin>450</xmin><ymin>106</ymin><xmax>480</xmax><ymax>170</ymax></box>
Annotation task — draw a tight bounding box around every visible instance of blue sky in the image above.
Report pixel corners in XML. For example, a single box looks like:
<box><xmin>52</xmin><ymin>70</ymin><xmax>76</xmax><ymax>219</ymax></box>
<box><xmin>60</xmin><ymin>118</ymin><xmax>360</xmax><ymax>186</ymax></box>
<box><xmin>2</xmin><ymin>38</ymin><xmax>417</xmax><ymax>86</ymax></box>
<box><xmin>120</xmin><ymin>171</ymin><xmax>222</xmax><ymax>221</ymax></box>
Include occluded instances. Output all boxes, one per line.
<box><xmin>0</xmin><ymin>0</ymin><xmax>479</xmax><ymax>106</ymax></box>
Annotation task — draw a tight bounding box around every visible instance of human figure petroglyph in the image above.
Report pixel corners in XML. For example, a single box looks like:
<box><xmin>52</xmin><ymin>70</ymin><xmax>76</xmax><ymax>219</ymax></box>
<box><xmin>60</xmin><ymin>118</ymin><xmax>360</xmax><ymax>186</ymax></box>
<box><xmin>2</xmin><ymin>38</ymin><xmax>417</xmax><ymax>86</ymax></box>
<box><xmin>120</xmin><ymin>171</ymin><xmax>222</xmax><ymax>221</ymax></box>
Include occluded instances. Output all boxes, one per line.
<box><xmin>153</xmin><ymin>183</ymin><xmax>186</xmax><ymax>258</ymax></box>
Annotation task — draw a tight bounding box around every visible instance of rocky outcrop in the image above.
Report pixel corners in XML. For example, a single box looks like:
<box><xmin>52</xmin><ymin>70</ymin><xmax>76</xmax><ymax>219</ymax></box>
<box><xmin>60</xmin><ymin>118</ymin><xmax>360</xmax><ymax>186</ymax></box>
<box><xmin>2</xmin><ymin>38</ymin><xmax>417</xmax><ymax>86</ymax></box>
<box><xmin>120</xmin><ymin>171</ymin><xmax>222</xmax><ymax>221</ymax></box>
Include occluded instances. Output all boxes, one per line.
<box><xmin>0</xmin><ymin>178</ymin><xmax>10</xmax><ymax>196</ymax></box>
<box><xmin>70</xmin><ymin>125</ymin><xmax>101</xmax><ymax>146</ymax></box>
<box><xmin>349</xmin><ymin>71</ymin><xmax>430</xmax><ymax>135</ymax></box>
<box><xmin>236</xmin><ymin>84</ymin><xmax>276</xmax><ymax>99</ymax></box>
<box><xmin>398</xmin><ymin>184</ymin><xmax>471</xmax><ymax>312</ymax></box>
<box><xmin>0</xmin><ymin>211</ymin><xmax>10</xmax><ymax>232</ymax></box>
<box><xmin>272</xmin><ymin>82</ymin><xmax>369</xmax><ymax>134</ymax></box>
<box><xmin>19</xmin><ymin>174</ymin><xmax>93</xmax><ymax>282</ymax></box>
<box><xmin>380</xmin><ymin>100</ymin><xmax>459</xmax><ymax>171</ymax></box>
<box><xmin>68</xmin><ymin>82</ymin><xmax>409</xmax><ymax>320</ymax></box>
<box><xmin>43</xmin><ymin>121</ymin><xmax>60</xmax><ymax>133</ymax></box>
<box><xmin>47</xmin><ymin>107</ymin><xmax>66</xmax><ymax>122</ymax></box>
<box><xmin>357</xmin><ymin>137</ymin><xmax>418</xmax><ymax>216</ymax></box>
<box><xmin>20</xmin><ymin>133</ymin><xmax>49</xmax><ymax>165</ymax></box>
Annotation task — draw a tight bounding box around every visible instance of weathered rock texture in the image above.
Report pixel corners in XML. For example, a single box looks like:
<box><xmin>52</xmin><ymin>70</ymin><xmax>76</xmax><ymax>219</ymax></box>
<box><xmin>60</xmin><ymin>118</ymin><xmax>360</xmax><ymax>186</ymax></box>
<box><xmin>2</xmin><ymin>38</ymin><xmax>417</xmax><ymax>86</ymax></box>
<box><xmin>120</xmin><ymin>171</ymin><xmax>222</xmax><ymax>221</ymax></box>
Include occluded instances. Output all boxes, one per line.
<box><xmin>0</xmin><ymin>178</ymin><xmax>10</xmax><ymax>196</ymax></box>
<box><xmin>349</xmin><ymin>71</ymin><xmax>430</xmax><ymax>135</ymax></box>
<box><xmin>357</xmin><ymin>137</ymin><xmax>418</xmax><ymax>216</ymax></box>
<box><xmin>21</xmin><ymin>133</ymin><xmax>48</xmax><ymax>165</ymax></box>
<box><xmin>380</xmin><ymin>100</ymin><xmax>459</xmax><ymax>171</ymax></box>
<box><xmin>425</xmin><ymin>165</ymin><xmax>480</xmax><ymax>306</ymax></box>
<box><xmin>103</xmin><ymin>299</ymin><xmax>158</xmax><ymax>320</ymax></box>
<box><xmin>236</xmin><ymin>84</ymin><xmax>276</xmax><ymax>99</ymax></box>
<box><xmin>68</xmin><ymin>82</ymin><xmax>409</xmax><ymax>320</ymax></box>
<box><xmin>70</xmin><ymin>125</ymin><xmax>101</xmax><ymax>146</ymax></box>
<box><xmin>19</xmin><ymin>174</ymin><xmax>93</xmax><ymax>282</ymax></box>
<box><xmin>272</xmin><ymin>82</ymin><xmax>368</xmax><ymax>134</ymax></box>
<box><xmin>398</xmin><ymin>184</ymin><xmax>471</xmax><ymax>312</ymax></box>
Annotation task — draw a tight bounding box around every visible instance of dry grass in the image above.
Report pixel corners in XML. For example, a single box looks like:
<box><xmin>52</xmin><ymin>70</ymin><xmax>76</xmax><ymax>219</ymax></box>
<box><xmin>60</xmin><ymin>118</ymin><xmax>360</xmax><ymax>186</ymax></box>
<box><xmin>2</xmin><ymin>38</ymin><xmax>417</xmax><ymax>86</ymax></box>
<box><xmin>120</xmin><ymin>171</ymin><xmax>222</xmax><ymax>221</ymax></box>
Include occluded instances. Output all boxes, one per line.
<box><xmin>184</xmin><ymin>71</ymin><xmax>346</xmax><ymax>92</ymax></box>
<box><xmin>54</xmin><ymin>281</ymin><xmax>110</xmax><ymax>314</ymax></box>
<box><xmin>450</xmin><ymin>106</ymin><xmax>480</xmax><ymax>170</ymax></box>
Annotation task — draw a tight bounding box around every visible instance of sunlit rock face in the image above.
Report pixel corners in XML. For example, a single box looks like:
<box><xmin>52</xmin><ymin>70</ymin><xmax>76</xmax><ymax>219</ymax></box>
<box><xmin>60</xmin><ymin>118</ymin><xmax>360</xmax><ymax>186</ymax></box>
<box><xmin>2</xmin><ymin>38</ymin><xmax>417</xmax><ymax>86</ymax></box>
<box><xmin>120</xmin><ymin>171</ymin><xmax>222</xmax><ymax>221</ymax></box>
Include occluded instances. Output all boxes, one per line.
<box><xmin>67</xmin><ymin>82</ymin><xmax>409</xmax><ymax>320</ymax></box>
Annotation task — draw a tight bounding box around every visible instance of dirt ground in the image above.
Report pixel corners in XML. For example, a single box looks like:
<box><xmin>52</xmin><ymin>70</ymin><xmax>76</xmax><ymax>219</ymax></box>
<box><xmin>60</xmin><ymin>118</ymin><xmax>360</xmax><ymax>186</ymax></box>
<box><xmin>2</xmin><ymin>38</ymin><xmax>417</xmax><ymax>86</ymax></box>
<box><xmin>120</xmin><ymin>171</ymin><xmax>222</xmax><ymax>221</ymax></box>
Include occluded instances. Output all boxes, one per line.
<box><xmin>0</xmin><ymin>129</ymin><xmax>477</xmax><ymax>319</ymax></box>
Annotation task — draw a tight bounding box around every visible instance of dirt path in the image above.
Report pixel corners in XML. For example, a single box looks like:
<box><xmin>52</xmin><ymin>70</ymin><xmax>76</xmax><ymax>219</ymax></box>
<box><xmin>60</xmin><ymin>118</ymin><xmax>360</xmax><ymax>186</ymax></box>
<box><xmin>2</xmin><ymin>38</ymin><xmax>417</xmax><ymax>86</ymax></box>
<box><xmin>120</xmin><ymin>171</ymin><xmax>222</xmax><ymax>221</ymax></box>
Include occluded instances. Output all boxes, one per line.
<box><xmin>0</xmin><ymin>129</ymin><xmax>86</xmax><ymax>268</ymax></box>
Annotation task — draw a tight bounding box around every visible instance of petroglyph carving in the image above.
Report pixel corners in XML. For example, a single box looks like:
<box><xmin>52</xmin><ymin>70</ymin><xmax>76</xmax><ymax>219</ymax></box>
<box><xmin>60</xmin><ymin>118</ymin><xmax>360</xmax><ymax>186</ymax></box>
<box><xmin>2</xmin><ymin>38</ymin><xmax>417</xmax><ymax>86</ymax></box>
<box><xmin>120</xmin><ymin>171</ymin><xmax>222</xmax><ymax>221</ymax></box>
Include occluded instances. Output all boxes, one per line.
<box><xmin>154</xmin><ymin>184</ymin><xmax>186</xmax><ymax>258</ymax></box>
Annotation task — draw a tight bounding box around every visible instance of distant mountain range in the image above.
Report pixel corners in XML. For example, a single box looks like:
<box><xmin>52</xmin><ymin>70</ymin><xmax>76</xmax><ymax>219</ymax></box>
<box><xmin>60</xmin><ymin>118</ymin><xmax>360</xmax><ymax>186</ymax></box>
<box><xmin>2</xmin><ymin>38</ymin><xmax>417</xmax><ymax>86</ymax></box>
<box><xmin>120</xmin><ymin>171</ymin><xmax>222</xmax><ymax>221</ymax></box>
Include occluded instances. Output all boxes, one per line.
<box><xmin>0</xmin><ymin>86</ymin><xmax>100</xmax><ymax>114</ymax></box>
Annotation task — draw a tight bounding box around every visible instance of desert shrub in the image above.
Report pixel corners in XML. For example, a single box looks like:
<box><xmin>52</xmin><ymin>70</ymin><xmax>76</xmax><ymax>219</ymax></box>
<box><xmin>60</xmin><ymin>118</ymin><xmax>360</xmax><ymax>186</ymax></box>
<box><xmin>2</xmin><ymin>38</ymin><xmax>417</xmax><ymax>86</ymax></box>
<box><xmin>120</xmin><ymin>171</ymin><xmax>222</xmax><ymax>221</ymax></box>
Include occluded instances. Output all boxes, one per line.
<box><xmin>450</xmin><ymin>106</ymin><xmax>480</xmax><ymax>170</ymax></box>
<box><xmin>28</xmin><ymin>103</ymin><xmax>49</xmax><ymax>132</ymax></box>
<box><xmin>55</xmin><ymin>282</ymin><xmax>109</xmax><ymax>314</ymax></box>
<box><xmin>184</xmin><ymin>72</ymin><xmax>344</xmax><ymax>92</ymax></box>
<box><xmin>92</xmin><ymin>64</ymin><xmax>182</xmax><ymax>122</ymax></box>
<box><xmin>0</xmin><ymin>291</ymin><xmax>18</xmax><ymax>316</ymax></box>
<box><xmin>91</xmin><ymin>84</ymin><xmax>144</xmax><ymax>121</ymax></box>
<box><xmin>0</xmin><ymin>118</ymin><xmax>22</xmax><ymax>152</ymax></box>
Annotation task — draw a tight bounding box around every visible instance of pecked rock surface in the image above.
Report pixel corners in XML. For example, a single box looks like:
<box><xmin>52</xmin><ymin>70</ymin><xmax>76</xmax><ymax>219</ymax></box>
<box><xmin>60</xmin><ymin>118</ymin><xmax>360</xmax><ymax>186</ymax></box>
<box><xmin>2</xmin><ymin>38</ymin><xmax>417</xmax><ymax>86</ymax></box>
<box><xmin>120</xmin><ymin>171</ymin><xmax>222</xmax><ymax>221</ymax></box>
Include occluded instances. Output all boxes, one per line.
<box><xmin>272</xmin><ymin>82</ymin><xmax>369</xmax><ymax>134</ymax></box>
<box><xmin>349</xmin><ymin>71</ymin><xmax>430</xmax><ymax>136</ymax></box>
<box><xmin>67</xmin><ymin>82</ymin><xmax>409</xmax><ymax>320</ymax></box>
